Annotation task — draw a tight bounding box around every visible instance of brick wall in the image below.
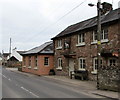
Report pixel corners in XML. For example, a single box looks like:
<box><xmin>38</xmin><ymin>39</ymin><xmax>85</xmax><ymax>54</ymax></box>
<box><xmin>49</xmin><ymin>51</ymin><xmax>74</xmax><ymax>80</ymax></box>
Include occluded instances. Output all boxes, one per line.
<box><xmin>22</xmin><ymin>54</ymin><xmax>54</xmax><ymax>75</ymax></box>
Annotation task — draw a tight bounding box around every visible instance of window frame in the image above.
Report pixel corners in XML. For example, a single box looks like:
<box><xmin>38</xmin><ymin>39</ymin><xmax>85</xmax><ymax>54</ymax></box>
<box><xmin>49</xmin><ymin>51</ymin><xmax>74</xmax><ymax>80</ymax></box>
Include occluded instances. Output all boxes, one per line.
<box><xmin>56</xmin><ymin>39</ymin><xmax>62</xmax><ymax>49</ymax></box>
<box><xmin>108</xmin><ymin>58</ymin><xmax>117</xmax><ymax>66</ymax></box>
<box><xmin>101</xmin><ymin>28</ymin><xmax>108</xmax><ymax>40</ymax></box>
<box><xmin>57</xmin><ymin>58</ymin><xmax>62</xmax><ymax>69</ymax></box>
<box><xmin>23</xmin><ymin>57</ymin><xmax>26</xmax><ymax>68</ymax></box>
<box><xmin>91</xmin><ymin>57</ymin><xmax>103</xmax><ymax>74</ymax></box>
<box><xmin>35</xmin><ymin>56</ymin><xmax>38</xmax><ymax>67</ymax></box>
<box><xmin>92</xmin><ymin>30</ymin><xmax>97</xmax><ymax>42</ymax></box>
<box><xmin>44</xmin><ymin>57</ymin><xmax>49</xmax><ymax>66</ymax></box>
<box><xmin>78</xmin><ymin>33</ymin><xmax>85</xmax><ymax>44</ymax></box>
<box><xmin>91</xmin><ymin>28</ymin><xmax>109</xmax><ymax>44</ymax></box>
<box><xmin>78</xmin><ymin>58</ymin><xmax>86</xmax><ymax>71</ymax></box>
<box><xmin>28</xmin><ymin>56</ymin><xmax>31</xmax><ymax>69</ymax></box>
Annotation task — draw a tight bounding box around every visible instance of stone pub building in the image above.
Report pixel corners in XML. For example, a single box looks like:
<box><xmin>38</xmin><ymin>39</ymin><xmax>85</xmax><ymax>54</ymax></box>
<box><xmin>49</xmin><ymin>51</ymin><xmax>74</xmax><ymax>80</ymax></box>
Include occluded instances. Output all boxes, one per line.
<box><xmin>52</xmin><ymin>7</ymin><xmax>119</xmax><ymax>80</ymax></box>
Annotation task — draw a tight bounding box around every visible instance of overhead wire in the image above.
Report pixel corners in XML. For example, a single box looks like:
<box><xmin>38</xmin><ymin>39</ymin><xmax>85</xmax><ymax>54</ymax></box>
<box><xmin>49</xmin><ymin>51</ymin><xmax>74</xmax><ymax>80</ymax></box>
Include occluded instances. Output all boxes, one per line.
<box><xmin>23</xmin><ymin>0</ymin><xmax>87</xmax><ymax>43</ymax></box>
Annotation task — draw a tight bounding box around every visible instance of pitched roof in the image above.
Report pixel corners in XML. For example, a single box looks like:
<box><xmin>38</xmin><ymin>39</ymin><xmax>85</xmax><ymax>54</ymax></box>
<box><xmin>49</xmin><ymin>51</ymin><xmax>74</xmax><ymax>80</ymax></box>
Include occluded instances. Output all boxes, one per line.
<box><xmin>17</xmin><ymin>51</ymin><xmax>26</xmax><ymax>55</ymax></box>
<box><xmin>52</xmin><ymin>8</ymin><xmax>120</xmax><ymax>39</ymax></box>
<box><xmin>3</xmin><ymin>53</ymin><xmax>10</xmax><ymax>57</ymax></box>
<box><xmin>22</xmin><ymin>41</ymin><xmax>53</xmax><ymax>55</ymax></box>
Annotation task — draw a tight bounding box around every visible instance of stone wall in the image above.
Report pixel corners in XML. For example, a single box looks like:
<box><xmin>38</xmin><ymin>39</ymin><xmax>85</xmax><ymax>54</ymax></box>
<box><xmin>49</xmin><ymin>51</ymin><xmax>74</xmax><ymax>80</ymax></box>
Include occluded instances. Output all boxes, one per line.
<box><xmin>98</xmin><ymin>66</ymin><xmax>120</xmax><ymax>92</ymax></box>
<box><xmin>53</xmin><ymin>21</ymin><xmax>119</xmax><ymax>80</ymax></box>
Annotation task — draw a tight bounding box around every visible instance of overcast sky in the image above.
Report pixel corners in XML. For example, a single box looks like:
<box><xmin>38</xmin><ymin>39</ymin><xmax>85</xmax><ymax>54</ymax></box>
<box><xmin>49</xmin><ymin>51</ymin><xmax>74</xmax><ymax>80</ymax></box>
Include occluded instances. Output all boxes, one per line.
<box><xmin>0</xmin><ymin>0</ymin><xmax>119</xmax><ymax>53</ymax></box>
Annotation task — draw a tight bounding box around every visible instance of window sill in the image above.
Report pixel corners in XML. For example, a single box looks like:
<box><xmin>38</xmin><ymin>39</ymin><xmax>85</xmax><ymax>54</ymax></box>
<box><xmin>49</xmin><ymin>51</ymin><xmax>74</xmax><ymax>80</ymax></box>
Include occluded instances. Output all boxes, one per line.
<box><xmin>56</xmin><ymin>47</ymin><xmax>62</xmax><ymax>50</ymax></box>
<box><xmin>78</xmin><ymin>69</ymin><xmax>86</xmax><ymax>71</ymax></box>
<box><xmin>76</xmin><ymin>43</ymin><xmax>85</xmax><ymax>47</ymax></box>
<box><xmin>101</xmin><ymin>39</ymin><xmax>109</xmax><ymax>43</ymax></box>
<box><xmin>23</xmin><ymin>66</ymin><xmax>26</xmax><ymax>68</ymax></box>
<box><xmin>28</xmin><ymin>66</ymin><xmax>32</xmax><ymax>69</ymax></box>
<box><xmin>91</xmin><ymin>39</ymin><xmax>109</xmax><ymax>45</ymax></box>
<box><xmin>56</xmin><ymin>67</ymin><xmax>62</xmax><ymax>70</ymax></box>
<box><xmin>91</xmin><ymin>41</ymin><xmax>97</xmax><ymax>44</ymax></box>
<box><xmin>91</xmin><ymin>71</ymin><xmax>97</xmax><ymax>74</ymax></box>
<box><xmin>34</xmin><ymin>67</ymin><xmax>38</xmax><ymax>70</ymax></box>
<box><xmin>44</xmin><ymin>65</ymin><xmax>49</xmax><ymax>67</ymax></box>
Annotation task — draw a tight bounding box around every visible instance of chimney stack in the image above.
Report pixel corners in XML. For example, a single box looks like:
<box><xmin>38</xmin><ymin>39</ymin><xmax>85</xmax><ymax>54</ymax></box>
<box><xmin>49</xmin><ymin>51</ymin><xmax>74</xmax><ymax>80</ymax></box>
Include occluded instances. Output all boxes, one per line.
<box><xmin>101</xmin><ymin>2</ymin><xmax>113</xmax><ymax>15</ymax></box>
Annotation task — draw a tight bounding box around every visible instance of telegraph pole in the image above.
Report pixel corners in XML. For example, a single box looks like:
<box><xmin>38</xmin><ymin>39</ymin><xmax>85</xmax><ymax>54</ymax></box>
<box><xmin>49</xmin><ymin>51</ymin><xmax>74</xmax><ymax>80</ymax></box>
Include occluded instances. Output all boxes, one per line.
<box><xmin>8</xmin><ymin>38</ymin><xmax>12</xmax><ymax>67</ymax></box>
<box><xmin>97</xmin><ymin>0</ymin><xmax>102</xmax><ymax>89</ymax></box>
<box><xmin>9</xmin><ymin>38</ymin><xmax>12</xmax><ymax>55</ymax></box>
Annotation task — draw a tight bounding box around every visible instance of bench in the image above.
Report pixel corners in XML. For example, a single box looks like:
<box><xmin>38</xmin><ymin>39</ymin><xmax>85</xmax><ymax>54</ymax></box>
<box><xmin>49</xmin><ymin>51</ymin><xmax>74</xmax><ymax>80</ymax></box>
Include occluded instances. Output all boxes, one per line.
<box><xmin>70</xmin><ymin>70</ymin><xmax>88</xmax><ymax>80</ymax></box>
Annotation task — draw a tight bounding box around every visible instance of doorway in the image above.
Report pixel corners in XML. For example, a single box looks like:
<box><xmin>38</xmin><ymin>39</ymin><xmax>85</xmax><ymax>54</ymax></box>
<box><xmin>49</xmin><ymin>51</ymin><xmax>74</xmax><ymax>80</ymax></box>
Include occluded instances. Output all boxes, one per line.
<box><xmin>69</xmin><ymin>59</ymin><xmax>74</xmax><ymax>76</ymax></box>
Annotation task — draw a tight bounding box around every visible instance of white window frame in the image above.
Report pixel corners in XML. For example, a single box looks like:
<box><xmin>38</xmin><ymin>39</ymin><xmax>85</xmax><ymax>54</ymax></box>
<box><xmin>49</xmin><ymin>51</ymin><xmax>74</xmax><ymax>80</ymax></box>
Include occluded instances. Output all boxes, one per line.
<box><xmin>44</xmin><ymin>57</ymin><xmax>49</xmax><ymax>66</ymax></box>
<box><xmin>76</xmin><ymin>33</ymin><xmax>85</xmax><ymax>46</ymax></box>
<box><xmin>91</xmin><ymin>57</ymin><xmax>103</xmax><ymax>74</ymax></box>
<box><xmin>101</xmin><ymin>28</ymin><xmax>108</xmax><ymax>42</ymax></box>
<box><xmin>91</xmin><ymin>30</ymin><xmax>97</xmax><ymax>44</ymax></box>
<box><xmin>78</xmin><ymin>58</ymin><xmax>86</xmax><ymax>71</ymax></box>
<box><xmin>56</xmin><ymin>58</ymin><xmax>62</xmax><ymax>70</ymax></box>
<box><xmin>91</xmin><ymin>28</ymin><xmax>109</xmax><ymax>44</ymax></box>
<box><xmin>108</xmin><ymin>58</ymin><xmax>117</xmax><ymax>66</ymax></box>
<box><xmin>56</xmin><ymin>39</ymin><xmax>62</xmax><ymax>49</ymax></box>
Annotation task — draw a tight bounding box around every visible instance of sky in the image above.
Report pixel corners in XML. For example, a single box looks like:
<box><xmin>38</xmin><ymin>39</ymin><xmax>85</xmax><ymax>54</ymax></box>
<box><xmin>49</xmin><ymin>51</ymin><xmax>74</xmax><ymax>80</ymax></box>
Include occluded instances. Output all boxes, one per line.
<box><xmin>0</xmin><ymin>0</ymin><xmax>119</xmax><ymax>53</ymax></box>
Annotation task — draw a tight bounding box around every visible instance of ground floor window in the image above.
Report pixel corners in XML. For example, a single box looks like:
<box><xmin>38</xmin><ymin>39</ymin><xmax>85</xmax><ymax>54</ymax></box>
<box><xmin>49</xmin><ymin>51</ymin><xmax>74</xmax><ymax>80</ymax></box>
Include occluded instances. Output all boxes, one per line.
<box><xmin>35</xmin><ymin>56</ymin><xmax>38</xmax><ymax>66</ymax></box>
<box><xmin>57</xmin><ymin>58</ymin><xmax>62</xmax><ymax>69</ymax></box>
<box><xmin>44</xmin><ymin>57</ymin><xmax>49</xmax><ymax>66</ymax></box>
<box><xmin>78</xmin><ymin>58</ymin><xmax>86</xmax><ymax>70</ymax></box>
<box><xmin>109</xmin><ymin>58</ymin><xmax>117</xmax><ymax>66</ymax></box>
<box><xmin>23</xmin><ymin>57</ymin><xmax>26</xmax><ymax>66</ymax></box>
<box><xmin>93</xmin><ymin>57</ymin><xmax>103</xmax><ymax>72</ymax></box>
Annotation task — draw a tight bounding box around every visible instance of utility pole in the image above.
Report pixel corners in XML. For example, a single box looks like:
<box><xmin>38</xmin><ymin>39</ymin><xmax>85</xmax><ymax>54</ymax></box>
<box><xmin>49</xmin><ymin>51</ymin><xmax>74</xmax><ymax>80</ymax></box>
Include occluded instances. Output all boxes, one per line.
<box><xmin>97</xmin><ymin>0</ymin><xmax>101</xmax><ymax>89</ymax></box>
<box><xmin>8</xmin><ymin>38</ymin><xmax>12</xmax><ymax>67</ymax></box>
<box><xmin>9</xmin><ymin>38</ymin><xmax>12</xmax><ymax>55</ymax></box>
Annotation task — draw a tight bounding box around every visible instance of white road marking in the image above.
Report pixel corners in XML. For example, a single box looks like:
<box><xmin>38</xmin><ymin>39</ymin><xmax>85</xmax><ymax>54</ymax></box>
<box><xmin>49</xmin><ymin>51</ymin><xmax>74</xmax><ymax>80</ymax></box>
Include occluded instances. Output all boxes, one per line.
<box><xmin>20</xmin><ymin>87</ymin><xmax>39</xmax><ymax>98</ymax></box>
<box><xmin>2</xmin><ymin>75</ymin><xmax>7</xmax><ymax>79</ymax></box>
<box><xmin>20</xmin><ymin>86</ymin><xmax>39</xmax><ymax>98</ymax></box>
<box><xmin>2</xmin><ymin>71</ymin><xmax>39</xmax><ymax>98</ymax></box>
<box><xmin>29</xmin><ymin>92</ymin><xmax>39</xmax><ymax>98</ymax></box>
<box><xmin>8</xmin><ymin>78</ymin><xmax>11</xmax><ymax>81</ymax></box>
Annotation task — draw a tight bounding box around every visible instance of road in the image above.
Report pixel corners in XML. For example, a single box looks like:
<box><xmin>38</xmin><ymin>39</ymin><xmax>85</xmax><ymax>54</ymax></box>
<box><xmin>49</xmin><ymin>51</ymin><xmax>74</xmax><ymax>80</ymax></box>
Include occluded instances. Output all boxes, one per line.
<box><xmin>1</xmin><ymin>66</ymin><xmax>103</xmax><ymax>99</ymax></box>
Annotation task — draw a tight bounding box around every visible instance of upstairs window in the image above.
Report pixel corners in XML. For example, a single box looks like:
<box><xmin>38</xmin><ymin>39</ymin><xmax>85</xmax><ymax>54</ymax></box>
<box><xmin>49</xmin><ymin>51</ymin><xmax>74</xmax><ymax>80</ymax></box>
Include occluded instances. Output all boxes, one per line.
<box><xmin>92</xmin><ymin>28</ymin><xmax>108</xmax><ymax>44</ymax></box>
<box><xmin>78</xmin><ymin>33</ymin><xmax>85</xmax><ymax>44</ymax></box>
<box><xmin>56</xmin><ymin>39</ymin><xmax>62</xmax><ymax>49</ymax></box>
<box><xmin>92</xmin><ymin>30</ymin><xmax>97</xmax><ymax>42</ymax></box>
<box><xmin>57</xmin><ymin>39</ymin><xmax>62</xmax><ymax>48</ymax></box>
<box><xmin>101</xmin><ymin>28</ymin><xmax>108</xmax><ymax>40</ymax></box>
<box><xmin>44</xmin><ymin>57</ymin><xmax>49</xmax><ymax>66</ymax></box>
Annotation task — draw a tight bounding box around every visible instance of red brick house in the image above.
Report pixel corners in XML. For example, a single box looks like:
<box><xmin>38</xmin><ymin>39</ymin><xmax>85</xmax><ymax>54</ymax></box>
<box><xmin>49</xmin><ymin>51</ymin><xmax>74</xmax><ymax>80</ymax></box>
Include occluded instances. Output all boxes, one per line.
<box><xmin>52</xmin><ymin>8</ymin><xmax>119</xmax><ymax>80</ymax></box>
<box><xmin>22</xmin><ymin>41</ymin><xmax>54</xmax><ymax>75</ymax></box>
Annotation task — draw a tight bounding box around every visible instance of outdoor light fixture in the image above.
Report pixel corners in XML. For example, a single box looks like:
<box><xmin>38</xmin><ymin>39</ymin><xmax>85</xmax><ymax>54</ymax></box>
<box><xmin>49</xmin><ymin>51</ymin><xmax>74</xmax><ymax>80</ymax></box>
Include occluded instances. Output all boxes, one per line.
<box><xmin>88</xmin><ymin>3</ymin><xmax>95</xmax><ymax>7</ymax></box>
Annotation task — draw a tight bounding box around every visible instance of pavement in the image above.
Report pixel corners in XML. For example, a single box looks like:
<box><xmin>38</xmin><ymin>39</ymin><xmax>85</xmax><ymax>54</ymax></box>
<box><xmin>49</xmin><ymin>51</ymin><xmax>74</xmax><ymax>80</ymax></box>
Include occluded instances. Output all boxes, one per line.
<box><xmin>5</xmin><ymin>68</ymin><xmax>120</xmax><ymax>99</ymax></box>
<box><xmin>44</xmin><ymin>75</ymin><xmax>119</xmax><ymax>99</ymax></box>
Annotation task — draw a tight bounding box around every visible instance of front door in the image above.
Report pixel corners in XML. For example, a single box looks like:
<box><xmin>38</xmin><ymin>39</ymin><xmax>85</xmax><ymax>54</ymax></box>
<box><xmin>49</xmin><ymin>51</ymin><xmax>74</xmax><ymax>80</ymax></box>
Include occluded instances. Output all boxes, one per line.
<box><xmin>69</xmin><ymin>59</ymin><xmax>74</xmax><ymax>76</ymax></box>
